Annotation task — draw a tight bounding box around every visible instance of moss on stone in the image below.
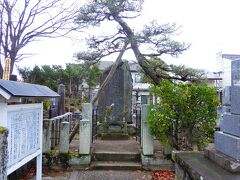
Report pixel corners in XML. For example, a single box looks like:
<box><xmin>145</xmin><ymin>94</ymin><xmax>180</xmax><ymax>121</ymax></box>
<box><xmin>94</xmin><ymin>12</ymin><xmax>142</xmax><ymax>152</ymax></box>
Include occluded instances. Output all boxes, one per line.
<box><xmin>0</xmin><ymin>127</ymin><xmax>6</xmax><ymax>134</ymax></box>
<box><xmin>68</xmin><ymin>150</ymin><xmax>79</xmax><ymax>157</ymax></box>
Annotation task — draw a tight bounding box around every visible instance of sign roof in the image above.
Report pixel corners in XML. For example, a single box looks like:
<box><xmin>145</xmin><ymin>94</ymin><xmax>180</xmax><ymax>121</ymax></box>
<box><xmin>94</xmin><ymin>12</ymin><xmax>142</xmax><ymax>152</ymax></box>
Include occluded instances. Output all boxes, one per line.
<box><xmin>0</xmin><ymin>79</ymin><xmax>59</xmax><ymax>99</ymax></box>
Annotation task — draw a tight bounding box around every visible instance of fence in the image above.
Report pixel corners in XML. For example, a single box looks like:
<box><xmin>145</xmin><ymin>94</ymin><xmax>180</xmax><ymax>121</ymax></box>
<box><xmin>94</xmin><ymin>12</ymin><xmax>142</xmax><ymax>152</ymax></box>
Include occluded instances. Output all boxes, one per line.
<box><xmin>43</xmin><ymin>112</ymin><xmax>81</xmax><ymax>152</ymax></box>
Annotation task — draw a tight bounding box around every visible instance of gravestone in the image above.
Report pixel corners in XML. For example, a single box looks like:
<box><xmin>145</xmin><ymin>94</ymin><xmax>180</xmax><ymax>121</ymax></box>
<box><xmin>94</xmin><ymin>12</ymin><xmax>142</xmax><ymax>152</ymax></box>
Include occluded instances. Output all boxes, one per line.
<box><xmin>205</xmin><ymin>60</ymin><xmax>240</xmax><ymax>173</ymax></box>
<box><xmin>98</xmin><ymin>61</ymin><xmax>132</xmax><ymax>125</ymax></box>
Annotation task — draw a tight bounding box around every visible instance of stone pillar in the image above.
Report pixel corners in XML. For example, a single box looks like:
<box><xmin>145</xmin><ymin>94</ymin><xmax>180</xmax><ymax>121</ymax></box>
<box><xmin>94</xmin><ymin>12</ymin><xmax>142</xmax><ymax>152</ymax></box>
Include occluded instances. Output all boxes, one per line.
<box><xmin>0</xmin><ymin>128</ymin><xmax>8</xmax><ymax>180</ymax></box>
<box><xmin>141</xmin><ymin>104</ymin><xmax>154</xmax><ymax>155</ymax></box>
<box><xmin>42</xmin><ymin>120</ymin><xmax>53</xmax><ymax>153</ymax></box>
<box><xmin>57</xmin><ymin>84</ymin><xmax>65</xmax><ymax>116</ymax></box>
<box><xmin>82</xmin><ymin>103</ymin><xmax>92</xmax><ymax>142</ymax></box>
<box><xmin>51</xmin><ymin>120</ymin><xmax>56</xmax><ymax>147</ymax></box>
<box><xmin>79</xmin><ymin>119</ymin><xmax>91</xmax><ymax>155</ymax></box>
<box><xmin>59</xmin><ymin>122</ymin><xmax>70</xmax><ymax>153</ymax></box>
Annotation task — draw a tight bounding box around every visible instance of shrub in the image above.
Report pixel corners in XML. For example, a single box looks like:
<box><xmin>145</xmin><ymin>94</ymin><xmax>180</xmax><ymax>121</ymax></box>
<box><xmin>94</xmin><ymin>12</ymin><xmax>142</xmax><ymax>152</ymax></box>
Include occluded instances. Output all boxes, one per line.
<box><xmin>147</xmin><ymin>80</ymin><xmax>219</xmax><ymax>150</ymax></box>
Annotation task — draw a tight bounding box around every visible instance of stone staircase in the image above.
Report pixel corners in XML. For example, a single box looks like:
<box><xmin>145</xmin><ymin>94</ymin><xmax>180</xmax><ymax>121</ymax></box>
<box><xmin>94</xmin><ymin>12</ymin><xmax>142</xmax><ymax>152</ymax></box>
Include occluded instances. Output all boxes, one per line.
<box><xmin>91</xmin><ymin>152</ymin><xmax>142</xmax><ymax>170</ymax></box>
<box><xmin>90</xmin><ymin>140</ymin><xmax>142</xmax><ymax>170</ymax></box>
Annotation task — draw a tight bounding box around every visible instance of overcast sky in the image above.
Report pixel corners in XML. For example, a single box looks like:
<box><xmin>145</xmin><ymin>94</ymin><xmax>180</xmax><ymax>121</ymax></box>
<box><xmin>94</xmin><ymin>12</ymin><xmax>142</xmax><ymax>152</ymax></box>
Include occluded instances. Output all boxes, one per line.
<box><xmin>17</xmin><ymin>0</ymin><xmax>240</xmax><ymax>73</ymax></box>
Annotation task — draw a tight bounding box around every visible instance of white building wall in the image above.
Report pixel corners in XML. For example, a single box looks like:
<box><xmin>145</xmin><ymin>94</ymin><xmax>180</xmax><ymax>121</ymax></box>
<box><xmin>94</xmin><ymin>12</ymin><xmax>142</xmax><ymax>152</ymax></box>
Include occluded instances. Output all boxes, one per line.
<box><xmin>216</xmin><ymin>53</ymin><xmax>239</xmax><ymax>87</ymax></box>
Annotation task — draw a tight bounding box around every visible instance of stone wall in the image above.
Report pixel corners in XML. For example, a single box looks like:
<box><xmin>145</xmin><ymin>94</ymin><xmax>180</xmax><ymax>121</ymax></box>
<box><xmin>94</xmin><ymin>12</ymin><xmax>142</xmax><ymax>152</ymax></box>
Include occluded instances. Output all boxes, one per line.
<box><xmin>0</xmin><ymin>127</ymin><xmax>8</xmax><ymax>180</ymax></box>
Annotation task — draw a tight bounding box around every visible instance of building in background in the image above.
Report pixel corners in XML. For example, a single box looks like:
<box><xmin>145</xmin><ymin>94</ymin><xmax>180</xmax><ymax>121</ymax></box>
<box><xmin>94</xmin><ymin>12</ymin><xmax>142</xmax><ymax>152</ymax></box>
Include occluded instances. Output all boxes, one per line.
<box><xmin>216</xmin><ymin>52</ymin><xmax>240</xmax><ymax>87</ymax></box>
<box><xmin>130</xmin><ymin>62</ymin><xmax>150</xmax><ymax>107</ymax></box>
<box><xmin>206</xmin><ymin>71</ymin><xmax>223</xmax><ymax>104</ymax></box>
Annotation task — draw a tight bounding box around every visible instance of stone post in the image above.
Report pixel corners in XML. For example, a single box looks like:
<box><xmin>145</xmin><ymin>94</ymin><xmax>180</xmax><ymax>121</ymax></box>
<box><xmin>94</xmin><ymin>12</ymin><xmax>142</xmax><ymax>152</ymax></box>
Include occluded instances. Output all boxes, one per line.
<box><xmin>82</xmin><ymin>103</ymin><xmax>92</xmax><ymax>142</ymax></box>
<box><xmin>57</xmin><ymin>84</ymin><xmax>65</xmax><ymax>116</ymax></box>
<box><xmin>79</xmin><ymin>119</ymin><xmax>91</xmax><ymax>155</ymax></box>
<box><xmin>42</xmin><ymin>120</ymin><xmax>53</xmax><ymax>153</ymax></box>
<box><xmin>59</xmin><ymin>122</ymin><xmax>70</xmax><ymax>153</ymax></box>
<box><xmin>0</xmin><ymin>128</ymin><xmax>8</xmax><ymax>180</ymax></box>
<box><xmin>51</xmin><ymin>120</ymin><xmax>56</xmax><ymax>147</ymax></box>
<box><xmin>141</xmin><ymin>104</ymin><xmax>154</xmax><ymax>155</ymax></box>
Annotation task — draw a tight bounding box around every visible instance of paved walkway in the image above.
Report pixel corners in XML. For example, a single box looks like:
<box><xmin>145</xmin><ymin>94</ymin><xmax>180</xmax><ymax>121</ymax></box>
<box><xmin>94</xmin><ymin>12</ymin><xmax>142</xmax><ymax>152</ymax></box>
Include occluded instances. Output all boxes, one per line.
<box><xmin>42</xmin><ymin>170</ymin><xmax>152</xmax><ymax>180</ymax></box>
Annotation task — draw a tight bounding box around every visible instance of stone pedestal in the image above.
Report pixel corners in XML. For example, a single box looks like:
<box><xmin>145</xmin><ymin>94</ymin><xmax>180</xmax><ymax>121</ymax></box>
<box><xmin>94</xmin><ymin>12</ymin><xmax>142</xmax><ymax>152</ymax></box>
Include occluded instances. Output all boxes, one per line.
<box><xmin>215</xmin><ymin>132</ymin><xmax>240</xmax><ymax>160</ymax></box>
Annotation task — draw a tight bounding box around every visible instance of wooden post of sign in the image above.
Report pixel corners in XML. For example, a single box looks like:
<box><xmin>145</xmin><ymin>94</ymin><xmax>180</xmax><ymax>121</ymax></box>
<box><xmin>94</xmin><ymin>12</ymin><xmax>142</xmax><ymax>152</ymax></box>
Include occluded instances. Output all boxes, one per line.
<box><xmin>36</xmin><ymin>102</ymin><xmax>43</xmax><ymax>180</ymax></box>
<box><xmin>36</xmin><ymin>154</ymin><xmax>42</xmax><ymax>180</ymax></box>
<box><xmin>3</xmin><ymin>58</ymin><xmax>11</xmax><ymax>80</ymax></box>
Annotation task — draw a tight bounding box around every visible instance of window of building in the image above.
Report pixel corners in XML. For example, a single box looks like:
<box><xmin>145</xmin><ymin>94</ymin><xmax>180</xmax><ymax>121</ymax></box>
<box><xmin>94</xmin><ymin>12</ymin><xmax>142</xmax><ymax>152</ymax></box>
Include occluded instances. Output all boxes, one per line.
<box><xmin>141</xmin><ymin>95</ymin><xmax>148</xmax><ymax>104</ymax></box>
<box><xmin>135</xmin><ymin>74</ymin><xmax>143</xmax><ymax>83</ymax></box>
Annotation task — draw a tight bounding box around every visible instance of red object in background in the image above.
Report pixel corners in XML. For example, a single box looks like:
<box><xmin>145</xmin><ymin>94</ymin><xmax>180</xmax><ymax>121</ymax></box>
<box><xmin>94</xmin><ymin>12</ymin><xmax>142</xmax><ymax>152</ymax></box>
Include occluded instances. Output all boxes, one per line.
<box><xmin>20</xmin><ymin>165</ymin><xmax>36</xmax><ymax>180</ymax></box>
<box><xmin>152</xmin><ymin>170</ymin><xmax>175</xmax><ymax>180</ymax></box>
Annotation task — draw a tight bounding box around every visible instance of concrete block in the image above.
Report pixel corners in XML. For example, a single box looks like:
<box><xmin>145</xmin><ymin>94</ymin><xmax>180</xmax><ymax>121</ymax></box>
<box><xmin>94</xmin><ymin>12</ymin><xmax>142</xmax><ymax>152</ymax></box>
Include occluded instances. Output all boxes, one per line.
<box><xmin>69</xmin><ymin>155</ymin><xmax>91</xmax><ymax>166</ymax></box>
<box><xmin>231</xmin><ymin>86</ymin><xmax>240</xmax><ymax>114</ymax></box>
<box><xmin>222</xmin><ymin>113</ymin><xmax>240</xmax><ymax>137</ymax></box>
<box><xmin>141</xmin><ymin>154</ymin><xmax>173</xmax><ymax>170</ymax></box>
<box><xmin>59</xmin><ymin>122</ymin><xmax>70</xmax><ymax>153</ymax></box>
<box><xmin>215</xmin><ymin>131</ymin><xmax>240</xmax><ymax>160</ymax></box>
<box><xmin>79</xmin><ymin>119</ymin><xmax>91</xmax><ymax>155</ymax></box>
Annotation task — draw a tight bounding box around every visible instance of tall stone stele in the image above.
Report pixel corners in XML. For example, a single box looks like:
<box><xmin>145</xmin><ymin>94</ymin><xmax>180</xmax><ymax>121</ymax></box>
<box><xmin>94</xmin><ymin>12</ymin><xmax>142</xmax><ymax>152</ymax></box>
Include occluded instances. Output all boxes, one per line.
<box><xmin>98</xmin><ymin>61</ymin><xmax>133</xmax><ymax>125</ymax></box>
<box><xmin>206</xmin><ymin>60</ymin><xmax>240</xmax><ymax>173</ymax></box>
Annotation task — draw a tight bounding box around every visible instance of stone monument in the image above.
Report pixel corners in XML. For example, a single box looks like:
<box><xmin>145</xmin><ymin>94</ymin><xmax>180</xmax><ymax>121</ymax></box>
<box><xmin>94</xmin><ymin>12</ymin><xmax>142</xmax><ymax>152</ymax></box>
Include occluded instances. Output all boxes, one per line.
<box><xmin>205</xmin><ymin>60</ymin><xmax>240</xmax><ymax>172</ymax></box>
<box><xmin>98</xmin><ymin>61</ymin><xmax>132</xmax><ymax>139</ymax></box>
<box><xmin>98</xmin><ymin>61</ymin><xmax>132</xmax><ymax>125</ymax></box>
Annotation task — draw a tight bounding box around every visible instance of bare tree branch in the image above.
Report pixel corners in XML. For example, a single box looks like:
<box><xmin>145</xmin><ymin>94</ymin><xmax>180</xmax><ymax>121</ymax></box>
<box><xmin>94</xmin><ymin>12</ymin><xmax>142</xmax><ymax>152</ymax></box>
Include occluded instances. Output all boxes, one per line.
<box><xmin>91</xmin><ymin>40</ymin><xmax>129</xmax><ymax>104</ymax></box>
<box><xmin>0</xmin><ymin>0</ymin><xmax>79</xmax><ymax>74</ymax></box>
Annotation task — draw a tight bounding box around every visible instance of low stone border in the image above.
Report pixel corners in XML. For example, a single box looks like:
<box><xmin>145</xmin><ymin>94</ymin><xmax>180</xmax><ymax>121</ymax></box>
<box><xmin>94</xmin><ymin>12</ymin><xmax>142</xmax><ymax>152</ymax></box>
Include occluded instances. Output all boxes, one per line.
<box><xmin>174</xmin><ymin>151</ymin><xmax>240</xmax><ymax>180</ymax></box>
<box><xmin>204</xmin><ymin>144</ymin><xmax>240</xmax><ymax>173</ymax></box>
<box><xmin>42</xmin><ymin>151</ymin><xmax>91</xmax><ymax>170</ymax></box>
<box><xmin>141</xmin><ymin>154</ymin><xmax>173</xmax><ymax>170</ymax></box>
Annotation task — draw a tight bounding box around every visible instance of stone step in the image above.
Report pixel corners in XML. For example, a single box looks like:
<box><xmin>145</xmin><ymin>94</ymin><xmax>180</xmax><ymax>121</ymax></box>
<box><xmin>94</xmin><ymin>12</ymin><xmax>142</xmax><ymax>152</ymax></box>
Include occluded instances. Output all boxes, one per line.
<box><xmin>100</xmin><ymin>133</ymin><xmax>130</xmax><ymax>140</ymax></box>
<box><xmin>90</xmin><ymin>161</ymin><xmax>142</xmax><ymax>170</ymax></box>
<box><xmin>92</xmin><ymin>152</ymin><xmax>141</xmax><ymax>162</ymax></box>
